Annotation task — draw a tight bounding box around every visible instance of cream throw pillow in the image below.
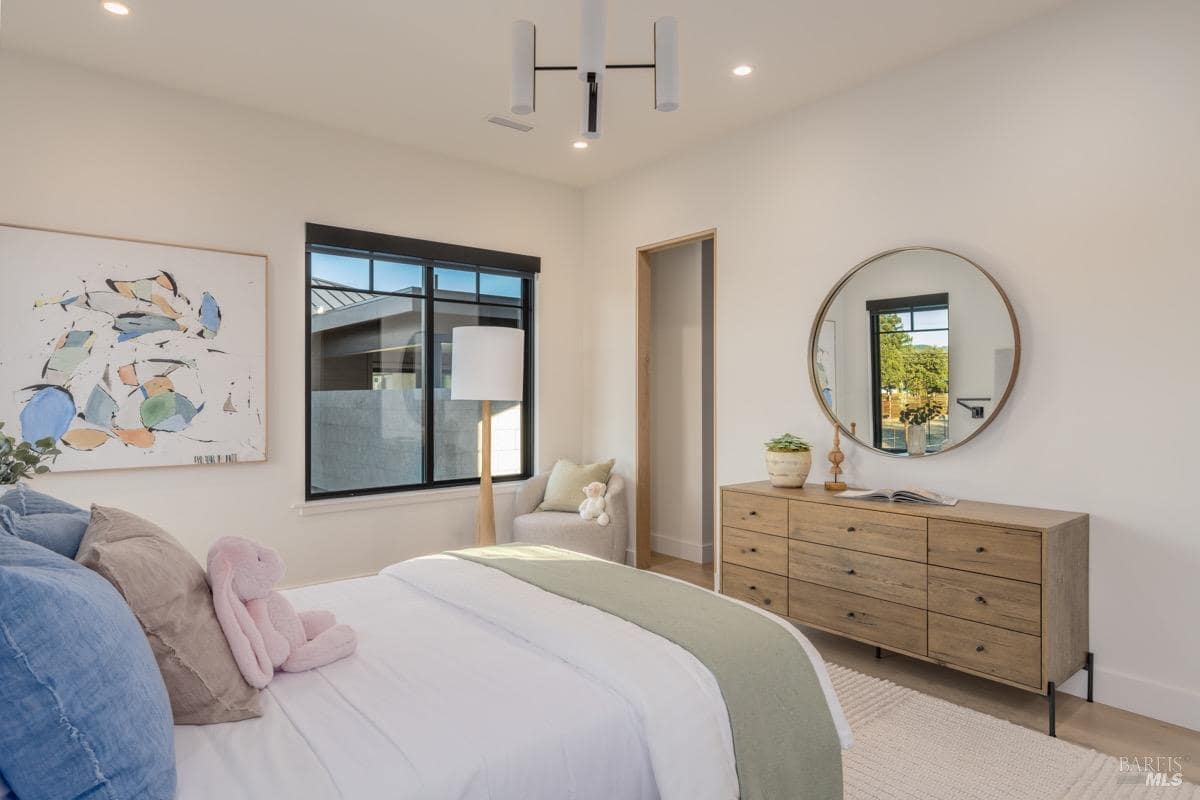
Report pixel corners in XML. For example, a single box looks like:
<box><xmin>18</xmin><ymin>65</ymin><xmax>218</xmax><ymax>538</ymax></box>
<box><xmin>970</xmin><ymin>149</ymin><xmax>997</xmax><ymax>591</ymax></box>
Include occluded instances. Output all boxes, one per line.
<box><xmin>539</xmin><ymin>459</ymin><xmax>615</xmax><ymax>512</ymax></box>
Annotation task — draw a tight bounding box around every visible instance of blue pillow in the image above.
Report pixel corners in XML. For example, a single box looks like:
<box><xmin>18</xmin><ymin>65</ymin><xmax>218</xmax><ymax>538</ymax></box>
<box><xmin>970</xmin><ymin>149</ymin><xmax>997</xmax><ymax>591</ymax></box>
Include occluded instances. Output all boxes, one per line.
<box><xmin>0</xmin><ymin>536</ymin><xmax>176</xmax><ymax>800</ymax></box>
<box><xmin>0</xmin><ymin>505</ymin><xmax>91</xmax><ymax>559</ymax></box>
<box><xmin>0</xmin><ymin>484</ymin><xmax>84</xmax><ymax>516</ymax></box>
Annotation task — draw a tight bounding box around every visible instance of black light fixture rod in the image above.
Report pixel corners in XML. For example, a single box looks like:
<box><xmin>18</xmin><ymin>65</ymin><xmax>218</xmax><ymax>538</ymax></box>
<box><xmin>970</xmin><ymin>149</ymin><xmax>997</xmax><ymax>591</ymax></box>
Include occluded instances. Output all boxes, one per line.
<box><xmin>534</xmin><ymin>63</ymin><xmax>655</xmax><ymax>71</ymax></box>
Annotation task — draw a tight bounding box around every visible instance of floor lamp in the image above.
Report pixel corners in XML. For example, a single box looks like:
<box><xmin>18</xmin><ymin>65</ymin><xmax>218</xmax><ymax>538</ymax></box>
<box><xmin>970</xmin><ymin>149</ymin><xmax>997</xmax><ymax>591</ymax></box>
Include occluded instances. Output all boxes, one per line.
<box><xmin>450</xmin><ymin>326</ymin><xmax>525</xmax><ymax>546</ymax></box>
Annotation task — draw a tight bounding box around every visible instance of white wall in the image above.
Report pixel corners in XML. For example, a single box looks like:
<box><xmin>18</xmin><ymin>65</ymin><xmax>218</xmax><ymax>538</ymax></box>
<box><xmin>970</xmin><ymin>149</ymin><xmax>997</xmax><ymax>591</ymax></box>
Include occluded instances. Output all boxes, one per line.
<box><xmin>0</xmin><ymin>51</ymin><xmax>585</xmax><ymax>586</ymax></box>
<box><xmin>581</xmin><ymin>0</ymin><xmax>1200</xmax><ymax>729</ymax></box>
<box><xmin>650</xmin><ymin>242</ymin><xmax>708</xmax><ymax>562</ymax></box>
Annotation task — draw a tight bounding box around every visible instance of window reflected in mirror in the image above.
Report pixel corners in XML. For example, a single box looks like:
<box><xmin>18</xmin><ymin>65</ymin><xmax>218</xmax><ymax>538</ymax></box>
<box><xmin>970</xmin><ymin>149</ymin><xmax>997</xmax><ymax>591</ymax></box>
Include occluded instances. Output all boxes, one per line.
<box><xmin>869</xmin><ymin>295</ymin><xmax>949</xmax><ymax>453</ymax></box>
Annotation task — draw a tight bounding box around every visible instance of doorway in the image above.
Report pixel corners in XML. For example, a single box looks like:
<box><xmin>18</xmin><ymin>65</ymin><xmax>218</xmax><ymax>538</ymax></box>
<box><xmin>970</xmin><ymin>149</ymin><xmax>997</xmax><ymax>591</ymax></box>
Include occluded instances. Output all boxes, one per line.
<box><xmin>635</xmin><ymin>230</ymin><xmax>716</xmax><ymax>578</ymax></box>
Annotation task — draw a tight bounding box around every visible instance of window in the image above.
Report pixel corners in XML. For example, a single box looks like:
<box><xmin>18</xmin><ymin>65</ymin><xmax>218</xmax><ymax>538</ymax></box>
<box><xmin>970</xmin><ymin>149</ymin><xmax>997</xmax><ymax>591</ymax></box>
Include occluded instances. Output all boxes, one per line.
<box><xmin>306</xmin><ymin>224</ymin><xmax>536</xmax><ymax>500</ymax></box>
<box><xmin>868</xmin><ymin>293</ymin><xmax>949</xmax><ymax>453</ymax></box>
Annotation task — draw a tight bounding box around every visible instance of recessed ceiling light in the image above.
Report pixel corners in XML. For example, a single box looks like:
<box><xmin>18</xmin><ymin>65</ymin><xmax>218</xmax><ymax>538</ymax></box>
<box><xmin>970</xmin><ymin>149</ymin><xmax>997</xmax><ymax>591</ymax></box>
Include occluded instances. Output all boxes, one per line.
<box><xmin>732</xmin><ymin>64</ymin><xmax>754</xmax><ymax>77</ymax></box>
<box><xmin>573</xmin><ymin>141</ymin><xmax>589</xmax><ymax>150</ymax></box>
<box><xmin>102</xmin><ymin>2</ymin><xmax>131</xmax><ymax>15</ymax></box>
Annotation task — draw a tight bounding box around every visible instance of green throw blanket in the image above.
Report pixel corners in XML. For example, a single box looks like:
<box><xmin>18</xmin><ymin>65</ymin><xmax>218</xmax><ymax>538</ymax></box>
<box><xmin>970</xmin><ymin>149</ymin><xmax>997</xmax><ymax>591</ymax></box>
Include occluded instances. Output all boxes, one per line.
<box><xmin>450</xmin><ymin>544</ymin><xmax>843</xmax><ymax>800</ymax></box>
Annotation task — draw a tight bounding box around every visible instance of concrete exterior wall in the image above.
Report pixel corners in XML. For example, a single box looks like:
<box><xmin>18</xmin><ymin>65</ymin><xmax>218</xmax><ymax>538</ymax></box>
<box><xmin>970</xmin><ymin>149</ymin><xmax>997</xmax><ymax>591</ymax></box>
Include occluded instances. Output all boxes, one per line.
<box><xmin>311</xmin><ymin>389</ymin><xmax>521</xmax><ymax>492</ymax></box>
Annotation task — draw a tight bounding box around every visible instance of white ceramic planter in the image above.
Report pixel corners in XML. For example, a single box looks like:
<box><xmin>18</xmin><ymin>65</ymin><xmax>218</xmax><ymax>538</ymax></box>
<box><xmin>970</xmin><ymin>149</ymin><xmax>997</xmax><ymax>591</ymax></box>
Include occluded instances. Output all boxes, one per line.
<box><xmin>765</xmin><ymin>450</ymin><xmax>812</xmax><ymax>487</ymax></box>
<box><xmin>905</xmin><ymin>424</ymin><xmax>927</xmax><ymax>456</ymax></box>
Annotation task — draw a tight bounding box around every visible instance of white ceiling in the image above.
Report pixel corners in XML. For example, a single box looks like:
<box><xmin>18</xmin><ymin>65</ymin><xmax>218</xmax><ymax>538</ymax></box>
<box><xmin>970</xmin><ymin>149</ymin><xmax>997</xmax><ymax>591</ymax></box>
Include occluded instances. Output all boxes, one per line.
<box><xmin>1</xmin><ymin>1</ymin><xmax>1073</xmax><ymax>187</ymax></box>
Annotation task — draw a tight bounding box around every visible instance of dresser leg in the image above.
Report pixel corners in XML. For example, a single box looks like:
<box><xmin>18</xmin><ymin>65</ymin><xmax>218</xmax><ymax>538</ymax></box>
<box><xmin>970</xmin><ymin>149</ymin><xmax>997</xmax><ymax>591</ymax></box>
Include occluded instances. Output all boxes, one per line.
<box><xmin>1084</xmin><ymin>651</ymin><xmax>1094</xmax><ymax>703</ymax></box>
<box><xmin>1047</xmin><ymin>681</ymin><xmax>1056</xmax><ymax>737</ymax></box>
<box><xmin>875</xmin><ymin>646</ymin><xmax>883</xmax><ymax>660</ymax></box>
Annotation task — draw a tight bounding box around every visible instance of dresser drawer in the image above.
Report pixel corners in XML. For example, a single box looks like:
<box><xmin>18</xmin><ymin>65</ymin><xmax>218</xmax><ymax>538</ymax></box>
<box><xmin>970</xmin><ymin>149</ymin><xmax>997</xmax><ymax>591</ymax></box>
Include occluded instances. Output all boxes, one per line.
<box><xmin>789</xmin><ymin>501</ymin><xmax>927</xmax><ymax>562</ymax></box>
<box><xmin>722</xmin><ymin>526</ymin><xmax>788</xmax><ymax>576</ymax></box>
<box><xmin>721</xmin><ymin>563</ymin><xmax>787</xmax><ymax>613</ymax></box>
<box><xmin>928</xmin><ymin>565</ymin><xmax>1041</xmax><ymax>635</ymax></box>
<box><xmin>788</xmin><ymin>579</ymin><xmax>927</xmax><ymax>655</ymax></box>
<box><xmin>722</xmin><ymin>491</ymin><xmax>788</xmax><ymax>536</ymax></box>
<box><xmin>929</xmin><ymin>613</ymin><xmax>1041</xmax><ymax>688</ymax></box>
<box><xmin>929</xmin><ymin>520</ymin><xmax>1041</xmax><ymax>583</ymax></box>
<box><xmin>789</xmin><ymin>540</ymin><xmax>927</xmax><ymax>609</ymax></box>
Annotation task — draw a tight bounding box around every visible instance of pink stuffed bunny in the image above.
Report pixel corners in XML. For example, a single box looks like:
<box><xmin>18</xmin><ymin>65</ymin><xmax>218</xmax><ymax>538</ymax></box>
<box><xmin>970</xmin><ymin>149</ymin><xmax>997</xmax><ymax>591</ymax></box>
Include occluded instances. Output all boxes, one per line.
<box><xmin>207</xmin><ymin>536</ymin><xmax>356</xmax><ymax>688</ymax></box>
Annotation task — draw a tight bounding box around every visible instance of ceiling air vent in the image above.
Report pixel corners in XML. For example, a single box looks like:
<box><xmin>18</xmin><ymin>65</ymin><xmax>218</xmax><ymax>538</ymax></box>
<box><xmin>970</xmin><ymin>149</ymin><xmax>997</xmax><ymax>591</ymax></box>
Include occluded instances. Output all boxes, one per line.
<box><xmin>487</xmin><ymin>115</ymin><xmax>534</xmax><ymax>133</ymax></box>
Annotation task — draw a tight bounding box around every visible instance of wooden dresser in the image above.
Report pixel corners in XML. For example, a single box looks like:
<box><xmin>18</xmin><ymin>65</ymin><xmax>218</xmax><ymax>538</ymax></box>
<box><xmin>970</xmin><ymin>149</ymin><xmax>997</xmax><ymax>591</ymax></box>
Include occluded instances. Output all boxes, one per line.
<box><xmin>719</xmin><ymin>482</ymin><xmax>1091</xmax><ymax>735</ymax></box>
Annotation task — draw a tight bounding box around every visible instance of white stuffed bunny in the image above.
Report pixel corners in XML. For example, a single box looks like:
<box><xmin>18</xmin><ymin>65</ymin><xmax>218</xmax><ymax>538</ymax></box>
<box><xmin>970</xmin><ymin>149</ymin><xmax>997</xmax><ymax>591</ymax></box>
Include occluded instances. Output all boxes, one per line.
<box><xmin>578</xmin><ymin>481</ymin><xmax>610</xmax><ymax>526</ymax></box>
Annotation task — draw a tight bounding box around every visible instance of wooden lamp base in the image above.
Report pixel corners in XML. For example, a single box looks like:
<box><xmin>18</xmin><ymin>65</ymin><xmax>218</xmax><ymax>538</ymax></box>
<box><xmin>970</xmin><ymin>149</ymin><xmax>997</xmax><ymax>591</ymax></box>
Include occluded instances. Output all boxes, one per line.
<box><xmin>476</xmin><ymin>399</ymin><xmax>497</xmax><ymax>546</ymax></box>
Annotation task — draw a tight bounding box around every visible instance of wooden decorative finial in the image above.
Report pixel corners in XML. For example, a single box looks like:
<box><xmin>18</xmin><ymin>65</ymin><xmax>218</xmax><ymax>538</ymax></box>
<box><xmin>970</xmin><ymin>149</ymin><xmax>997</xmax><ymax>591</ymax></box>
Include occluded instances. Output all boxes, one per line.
<box><xmin>824</xmin><ymin>422</ymin><xmax>848</xmax><ymax>492</ymax></box>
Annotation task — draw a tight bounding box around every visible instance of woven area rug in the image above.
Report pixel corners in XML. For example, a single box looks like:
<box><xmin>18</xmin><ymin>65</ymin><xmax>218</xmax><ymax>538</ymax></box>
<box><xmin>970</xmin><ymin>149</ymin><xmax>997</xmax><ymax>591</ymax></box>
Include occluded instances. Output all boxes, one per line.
<box><xmin>828</xmin><ymin>663</ymin><xmax>1198</xmax><ymax>799</ymax></box>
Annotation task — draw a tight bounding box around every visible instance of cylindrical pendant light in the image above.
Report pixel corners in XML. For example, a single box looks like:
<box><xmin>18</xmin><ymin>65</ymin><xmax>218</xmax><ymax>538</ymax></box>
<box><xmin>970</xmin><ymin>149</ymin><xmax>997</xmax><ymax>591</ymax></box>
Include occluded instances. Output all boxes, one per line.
<box><xmin>578</xmin><ymin>0</ymin><xmax>606</xmax><ymax>82</ymax></box>
<box><xmin>511</xmin><ymin>20</ymin><xmax>536</xmax><ymax>115</ymax></box>
<box><xmin>580</xmin><ymin>79</ymin><xmax>602</xmax><ymax>139</ymax></box>
<box><xmin>654</xmin><ymin>17</ymin><xmax>679</xmax><ymax>112</ymax></box>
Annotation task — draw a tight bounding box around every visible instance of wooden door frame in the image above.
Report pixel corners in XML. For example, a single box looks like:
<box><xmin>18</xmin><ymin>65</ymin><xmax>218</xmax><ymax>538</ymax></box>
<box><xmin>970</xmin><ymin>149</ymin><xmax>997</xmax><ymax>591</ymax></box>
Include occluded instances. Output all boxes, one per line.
<box><xmin>635</xmin><ymin>228</ymin><xmax>718</xmax><ymax>570</ymax></box>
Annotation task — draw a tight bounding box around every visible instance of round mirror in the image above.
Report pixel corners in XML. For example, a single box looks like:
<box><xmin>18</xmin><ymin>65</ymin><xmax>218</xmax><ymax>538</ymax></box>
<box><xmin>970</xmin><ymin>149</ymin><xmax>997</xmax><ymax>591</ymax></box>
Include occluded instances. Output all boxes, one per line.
<box><xmin>809</xmin><ymin>247</ymin><xmax>1019</xmax><ymax>457</ymax></box>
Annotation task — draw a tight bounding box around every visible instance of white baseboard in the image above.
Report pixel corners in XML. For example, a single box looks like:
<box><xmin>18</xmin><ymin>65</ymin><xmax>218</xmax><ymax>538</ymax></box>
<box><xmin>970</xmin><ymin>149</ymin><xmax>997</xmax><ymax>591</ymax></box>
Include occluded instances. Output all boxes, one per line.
<box><xmin>649</xmin><ymin>532</ymin><xmax>711</xmax><ymax>564</ymax></box>
<box><xmin>1076</xmin><ymin>664</ymin><xmax>1200</xmax><ymax>732</ymax></box>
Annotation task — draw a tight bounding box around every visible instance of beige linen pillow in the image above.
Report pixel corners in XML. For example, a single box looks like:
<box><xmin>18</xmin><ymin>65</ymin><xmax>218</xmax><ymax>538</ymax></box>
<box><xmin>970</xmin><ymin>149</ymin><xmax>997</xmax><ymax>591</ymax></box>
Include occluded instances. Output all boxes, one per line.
<box><xmin>76</xmin><ymin>505</ymin><xmax>261</xmax><ymax>724</ymax></box>
<box><xmin>539</xmin><ymin>459</ymin><xmax>616</xmax><ymax>512</ymax></box>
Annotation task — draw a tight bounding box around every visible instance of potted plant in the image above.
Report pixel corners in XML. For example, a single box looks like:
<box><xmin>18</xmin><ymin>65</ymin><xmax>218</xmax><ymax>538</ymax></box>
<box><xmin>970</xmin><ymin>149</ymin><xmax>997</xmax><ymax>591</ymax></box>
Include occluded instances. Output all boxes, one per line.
<box><xmin>898</xmin><ymin>400</ymin><xmax>942</xmax><ymax>456</ymax></box>
<box><xmin>0</xmin><ymin>422</ymin><xmax>60</xmax><ymax>485</ymax></box>
<box><xmin>764</xmin><ymin>433</ymin><xmax>812</xmax><ymax>487</ymax></box>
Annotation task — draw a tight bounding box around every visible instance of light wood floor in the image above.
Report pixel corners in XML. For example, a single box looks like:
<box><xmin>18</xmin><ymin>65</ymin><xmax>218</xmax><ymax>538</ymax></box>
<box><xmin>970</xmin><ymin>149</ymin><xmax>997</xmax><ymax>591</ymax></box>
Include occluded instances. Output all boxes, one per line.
<box><xmin>647</xmin><ymin>551</ymin><xmax>714</xmax><ymax>585</ymax></box>
<box><xmin>646</xmin><ymin>551</ymin><xmax>1200</xmax><ymax>782</ymax></box>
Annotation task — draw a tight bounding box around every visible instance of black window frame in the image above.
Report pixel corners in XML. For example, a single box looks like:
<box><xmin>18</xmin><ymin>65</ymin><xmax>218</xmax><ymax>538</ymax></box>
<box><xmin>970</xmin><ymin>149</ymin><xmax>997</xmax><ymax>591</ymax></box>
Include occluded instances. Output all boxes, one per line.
<box><xmin>867</xmin><ymin>292</ymin><xmax>949</xmax><ymax>453</ymax></box>
<box><xmin>305</xmin><ymin>223</ymin><xmax>537</xmax><ymax>501</ymax></box>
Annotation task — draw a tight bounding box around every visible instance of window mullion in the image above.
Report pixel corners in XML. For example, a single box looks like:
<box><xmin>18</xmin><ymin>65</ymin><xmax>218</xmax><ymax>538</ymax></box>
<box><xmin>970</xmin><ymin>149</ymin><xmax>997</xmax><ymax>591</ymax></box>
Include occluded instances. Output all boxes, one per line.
<box><xmin>423</xmin><ymin>262</ymin><xmax>436</xmax><ymax>487</ymax></box>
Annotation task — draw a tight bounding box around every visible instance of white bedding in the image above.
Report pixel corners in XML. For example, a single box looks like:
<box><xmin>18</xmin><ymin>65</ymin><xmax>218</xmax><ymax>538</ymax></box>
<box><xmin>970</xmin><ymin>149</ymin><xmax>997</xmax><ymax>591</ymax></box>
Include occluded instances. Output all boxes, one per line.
<box><xmin>175</xmin><ymin>555</ymin><xmax>849</xmax><ymax>800</ymax></box>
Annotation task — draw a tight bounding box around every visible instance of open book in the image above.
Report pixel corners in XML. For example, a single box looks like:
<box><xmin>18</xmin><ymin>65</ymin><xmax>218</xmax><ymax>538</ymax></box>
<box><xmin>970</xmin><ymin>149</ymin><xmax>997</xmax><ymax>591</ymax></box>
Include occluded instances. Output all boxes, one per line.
<box><xmin>836</xmin><ymin>487</ymin><xmax>959</xmax><ymax>506</ymax></box>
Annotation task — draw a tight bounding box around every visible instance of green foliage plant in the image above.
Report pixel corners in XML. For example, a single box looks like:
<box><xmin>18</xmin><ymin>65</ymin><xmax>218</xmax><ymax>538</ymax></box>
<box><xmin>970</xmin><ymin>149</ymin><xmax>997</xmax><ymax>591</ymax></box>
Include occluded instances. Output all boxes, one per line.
<box><xmin>765</xmin><ymin>433</ymin><xmax>811</xmax><ymax>453</ymax></box>
<box><xmin>898</xmin><ymin>400</ymin><xmax>943</xmax><ymax>427</ymax></box>
<box><xmin>0</xmin><ymin>422</ymin><xmax>61</xmax><ymax>485</ymax></box>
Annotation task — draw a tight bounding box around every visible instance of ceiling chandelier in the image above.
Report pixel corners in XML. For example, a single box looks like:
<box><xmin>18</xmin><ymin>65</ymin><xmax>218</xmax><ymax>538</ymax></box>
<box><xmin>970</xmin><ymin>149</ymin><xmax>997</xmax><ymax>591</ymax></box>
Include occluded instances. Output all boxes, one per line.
<box><xmin>509</xmin><ymin>0</ymin><xmax>679</xmax><ymax>140</ymax></box>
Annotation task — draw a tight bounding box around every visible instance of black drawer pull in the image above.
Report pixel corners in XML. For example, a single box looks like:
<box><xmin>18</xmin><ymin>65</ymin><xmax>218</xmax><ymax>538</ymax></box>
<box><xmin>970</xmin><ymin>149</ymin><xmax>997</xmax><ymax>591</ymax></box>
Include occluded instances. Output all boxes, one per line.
<box><xmin>749</xmin><ymin>547</ymin><xmax>757</xmax><ymax>553</ymax></box>
<box><xmin>846</xmin><ymin>526</ymin><xmax>857</xmax><ymax>533</ymax></box>
<box><xmin>846</xmin><ymin>611</ymin><xmax>856</xmax><ymax>619</ymax></box>
<box><xmin>975</xmin><ymin>644</ymin><xmax>986</xmax><ymax>653</ymax></box>
<box><xmin>975</xmin><ymin>546</ymin><xmax>986</xmax><ymax>553</ymax></box>
<box><xmin>748</xmin><ymin>510</ymin><xmax>758</xmax><ymax>516</ymax></box>
<box><xmin>748</xmin><ymin>585</ymin><xmax>757</xmax><ymax>591</ymax></box>
<box><xmin>846</xmin><ymin>569</ymin><xmax>856</xmax><ymax>575</ymax></box>
<box><xmin>975</xmin><ymin>595</ymin><xmax>987</xmax><ymax>604</ymax></box>
<box><xmin>763</xmin><ymin>598</ymin><xmax>772</xmax><ymax>606</ymax></box>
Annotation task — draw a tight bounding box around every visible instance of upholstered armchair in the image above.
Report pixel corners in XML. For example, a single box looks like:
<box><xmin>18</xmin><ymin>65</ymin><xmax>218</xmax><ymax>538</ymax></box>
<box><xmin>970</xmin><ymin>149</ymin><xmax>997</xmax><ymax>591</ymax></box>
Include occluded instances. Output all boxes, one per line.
<box><xmin>511</xmin><ymin>472</ymin><xmax>629</xmax><ymax>563</ymax></box>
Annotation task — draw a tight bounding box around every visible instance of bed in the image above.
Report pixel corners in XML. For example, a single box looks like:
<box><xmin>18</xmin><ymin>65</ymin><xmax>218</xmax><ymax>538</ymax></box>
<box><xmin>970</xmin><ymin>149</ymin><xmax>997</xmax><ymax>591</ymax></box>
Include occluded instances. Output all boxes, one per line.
<box><xmin>174</xmin><ymin>547</ymin><xmax>852</xmax><ymax>800</ymax></box>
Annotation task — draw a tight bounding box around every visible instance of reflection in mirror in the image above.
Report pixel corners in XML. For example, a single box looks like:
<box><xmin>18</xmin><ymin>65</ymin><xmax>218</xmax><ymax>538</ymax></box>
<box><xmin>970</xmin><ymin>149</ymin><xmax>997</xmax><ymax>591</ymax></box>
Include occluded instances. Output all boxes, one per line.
<box><xmin>811</xmin><ymin>248</ymin><xmax>1018</xmax><ymax>457</ymax></box>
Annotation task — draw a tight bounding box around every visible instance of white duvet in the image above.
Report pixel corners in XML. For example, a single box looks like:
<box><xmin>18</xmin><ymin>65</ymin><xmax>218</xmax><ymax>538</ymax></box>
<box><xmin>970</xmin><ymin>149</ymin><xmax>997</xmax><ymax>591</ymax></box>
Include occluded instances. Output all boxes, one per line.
<box><xmin>175</xmin><ymin>555</ymin><xmax>850</xmax><ymax>800</ymax></box>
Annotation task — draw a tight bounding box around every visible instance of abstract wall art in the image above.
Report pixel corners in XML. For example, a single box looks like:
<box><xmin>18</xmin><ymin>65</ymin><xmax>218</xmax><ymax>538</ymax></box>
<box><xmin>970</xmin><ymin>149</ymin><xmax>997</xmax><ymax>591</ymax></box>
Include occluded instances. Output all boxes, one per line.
<box><xmin>0</xmin><ymin>224</ymin><xmax>267</xmax><ymax>472</ymax></box>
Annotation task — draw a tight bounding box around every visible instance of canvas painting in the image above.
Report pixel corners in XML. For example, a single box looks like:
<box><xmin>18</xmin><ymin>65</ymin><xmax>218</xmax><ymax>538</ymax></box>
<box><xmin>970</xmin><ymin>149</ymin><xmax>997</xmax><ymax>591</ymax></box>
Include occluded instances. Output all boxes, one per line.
<box><xmin>0</xmin><ymin>224</ymin><xmax>267</xmax><ymax>472</ymax></box>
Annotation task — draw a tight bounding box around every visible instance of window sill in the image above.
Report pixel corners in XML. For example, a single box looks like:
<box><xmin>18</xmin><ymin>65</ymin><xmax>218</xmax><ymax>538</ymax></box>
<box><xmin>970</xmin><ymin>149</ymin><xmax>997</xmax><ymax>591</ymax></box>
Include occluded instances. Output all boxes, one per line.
<box><xmin>293</xmin><ymin>481</ymin><xmax>522</xmax><ymax>517</ymax></box>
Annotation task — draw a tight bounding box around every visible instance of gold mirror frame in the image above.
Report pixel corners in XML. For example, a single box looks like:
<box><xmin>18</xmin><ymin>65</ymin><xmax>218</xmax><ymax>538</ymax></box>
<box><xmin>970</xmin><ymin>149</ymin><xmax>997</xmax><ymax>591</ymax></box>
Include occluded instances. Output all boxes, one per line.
<box><xmin>808</xmin><ymin>246</ymin><xmax>1021</xmax><ymax>458</ymax></box>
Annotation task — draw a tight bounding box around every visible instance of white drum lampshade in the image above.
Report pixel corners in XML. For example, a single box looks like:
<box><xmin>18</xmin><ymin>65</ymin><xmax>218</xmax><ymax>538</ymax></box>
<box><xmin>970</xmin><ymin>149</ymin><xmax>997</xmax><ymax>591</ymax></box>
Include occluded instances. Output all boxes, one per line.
<box><xmin>450</xmin><ymin>326</ymin><xmax>525</xmax><ymax>402</ymax></box>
